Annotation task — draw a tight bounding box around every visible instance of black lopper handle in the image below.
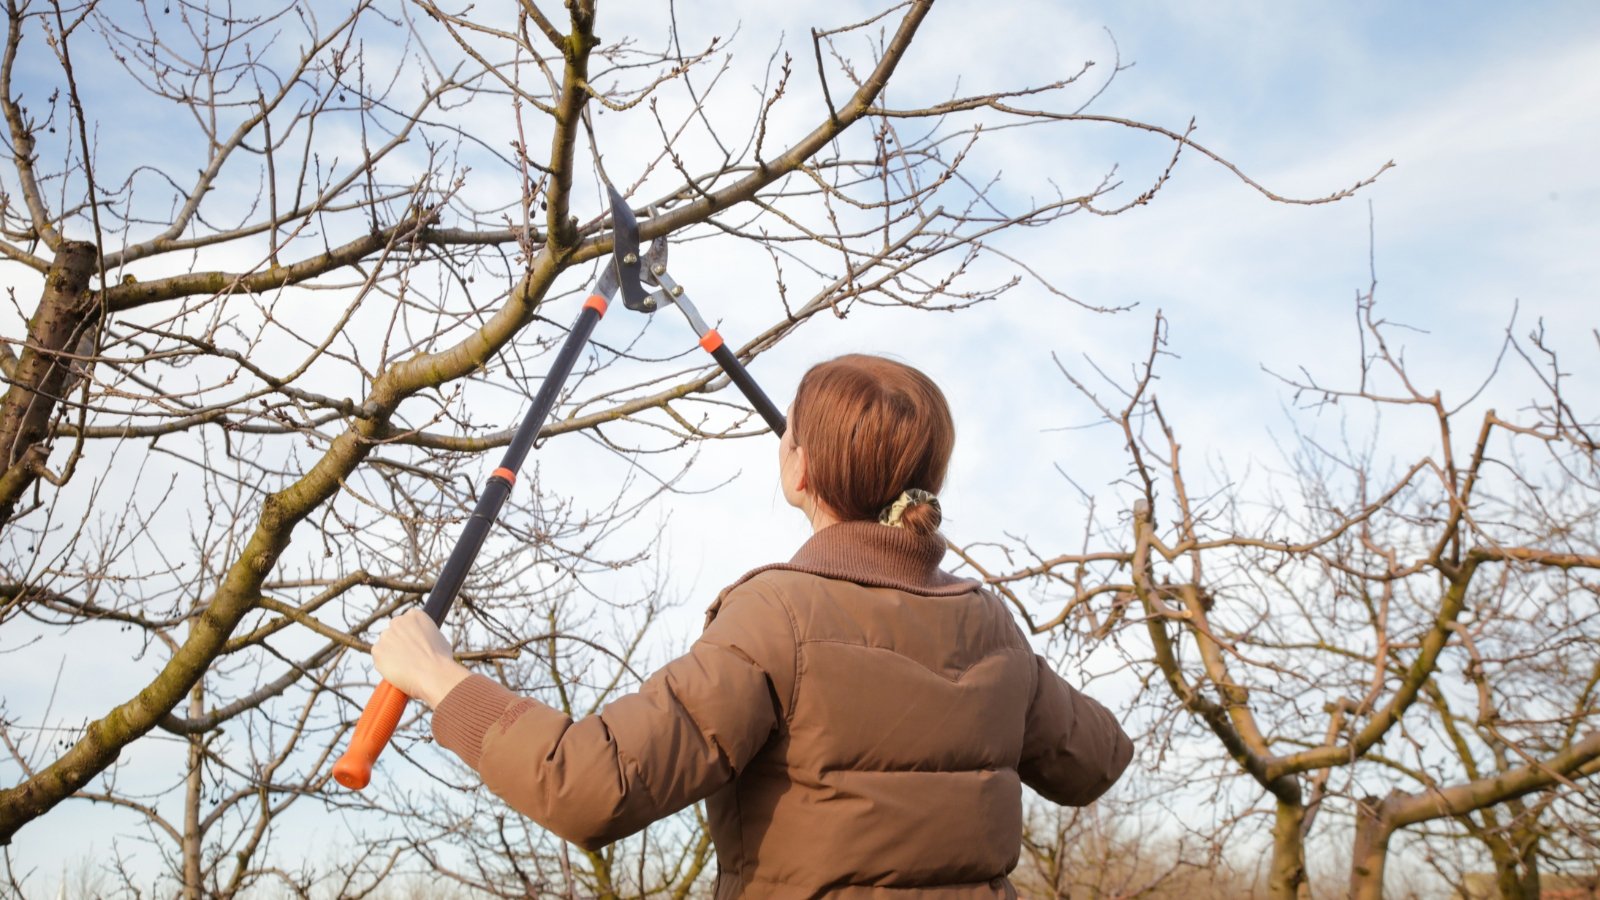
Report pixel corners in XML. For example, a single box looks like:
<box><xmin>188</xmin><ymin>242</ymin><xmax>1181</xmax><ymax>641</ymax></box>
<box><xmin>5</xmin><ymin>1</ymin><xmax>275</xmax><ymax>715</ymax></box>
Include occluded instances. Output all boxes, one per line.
<box><xmin>702</xmin><ymin>332</ymin><xmax>785</xmax><ymax>437</ymax></box>
<box><xmin>333</xmin><ymin>294</ymin><xmax>609</xmax><ymax>790</ymax></box>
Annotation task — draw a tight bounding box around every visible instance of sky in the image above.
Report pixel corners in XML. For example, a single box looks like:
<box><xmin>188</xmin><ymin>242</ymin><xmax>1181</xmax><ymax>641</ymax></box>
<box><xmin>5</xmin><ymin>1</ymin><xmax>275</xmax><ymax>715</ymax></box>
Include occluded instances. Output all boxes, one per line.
<box><xmin>651</xmin><ymin>0</ymin><xmax>1600</xmax><ymax>623</ymax></box>
<box><xmin>4</xmin><ymin>0</ymin><xmax>1599</xmax><ymax>894</ymax></box>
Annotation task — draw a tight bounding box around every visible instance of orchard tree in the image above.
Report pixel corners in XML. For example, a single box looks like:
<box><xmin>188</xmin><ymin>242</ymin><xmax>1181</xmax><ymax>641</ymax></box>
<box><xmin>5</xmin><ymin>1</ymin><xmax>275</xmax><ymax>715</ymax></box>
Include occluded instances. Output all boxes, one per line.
<box><xmin>962</xmin><ymin>298</ymin><xmax>1599</xmax><ymax>898</ymax></box>
<box><xmin>0</xmin><ymin>0</ymin><xmax>1378</xmax><ymax>894</ymax></box>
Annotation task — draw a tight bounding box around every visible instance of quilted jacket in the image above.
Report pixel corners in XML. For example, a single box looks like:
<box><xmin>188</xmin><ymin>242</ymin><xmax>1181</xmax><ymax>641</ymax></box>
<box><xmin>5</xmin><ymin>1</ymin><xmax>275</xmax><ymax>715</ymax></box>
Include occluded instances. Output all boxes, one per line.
<box><xmin>432</xmin><ymin>520</ymin><xmax>1134</xmax><ymax>898</ymax></box>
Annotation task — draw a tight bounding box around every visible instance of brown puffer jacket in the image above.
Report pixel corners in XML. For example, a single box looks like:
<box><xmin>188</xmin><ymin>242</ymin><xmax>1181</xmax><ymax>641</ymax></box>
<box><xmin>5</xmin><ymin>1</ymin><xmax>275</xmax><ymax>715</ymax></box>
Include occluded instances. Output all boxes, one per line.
<box><xmin>433</xmin><ymin>521</ymin><xmax>1134</xmax><ymax>898</ymax></box>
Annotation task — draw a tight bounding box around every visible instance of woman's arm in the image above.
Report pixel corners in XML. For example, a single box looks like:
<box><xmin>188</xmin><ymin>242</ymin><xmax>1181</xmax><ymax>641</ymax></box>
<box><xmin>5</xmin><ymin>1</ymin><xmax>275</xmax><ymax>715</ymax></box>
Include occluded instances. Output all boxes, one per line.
<box><xmin>380</xmin><ymin>584</ymin><xmax>795</xmax><ymax>850</ymax></box>
<box><xmin>1018</xmin><ymin>655</ymin><xmax>1134</xmax><ymax>806</ymax></box>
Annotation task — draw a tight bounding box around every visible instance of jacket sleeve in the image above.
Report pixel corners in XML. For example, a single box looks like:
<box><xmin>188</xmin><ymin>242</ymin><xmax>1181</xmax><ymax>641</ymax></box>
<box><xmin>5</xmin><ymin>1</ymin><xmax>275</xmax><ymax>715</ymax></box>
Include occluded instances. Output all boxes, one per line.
<box><xmin>1018</xmin><ymin>654</ymin><xmax>1134</xmax><ymax>806</ymax></box>
<box><xmin>431</xmin><ymin>583</ymin><xmax>795</xmax><ymax>850</ymax></box>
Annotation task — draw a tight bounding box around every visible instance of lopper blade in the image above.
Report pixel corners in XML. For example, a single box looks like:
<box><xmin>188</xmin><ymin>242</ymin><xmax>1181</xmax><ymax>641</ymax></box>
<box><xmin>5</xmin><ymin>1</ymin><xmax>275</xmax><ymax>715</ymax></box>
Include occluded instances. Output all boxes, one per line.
<box><xmin>643</xmin><ymin>229</ymin><xmax>669</xmax><ymax>286</ymax></box>
<box><xmin>606</xmin><ymin>184</ymin><xmax>652</xmax><ymax>312</ymax></box>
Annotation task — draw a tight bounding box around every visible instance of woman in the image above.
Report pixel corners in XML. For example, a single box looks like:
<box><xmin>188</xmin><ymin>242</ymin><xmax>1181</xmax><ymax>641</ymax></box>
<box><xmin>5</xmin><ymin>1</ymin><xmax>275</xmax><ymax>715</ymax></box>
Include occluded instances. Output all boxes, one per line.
<box><xmin>374</xmin><ymin>353</ymin><xmax>1133</xmax><ymax>898</ymax></box>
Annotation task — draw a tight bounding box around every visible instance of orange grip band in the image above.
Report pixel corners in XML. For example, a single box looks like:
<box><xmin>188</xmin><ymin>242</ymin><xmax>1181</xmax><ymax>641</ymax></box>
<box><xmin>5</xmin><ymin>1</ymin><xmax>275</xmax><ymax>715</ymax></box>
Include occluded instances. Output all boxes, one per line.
<box><xmin>332</xmin><ymin>680</ymin><xmax>411</xmax><ymax>791</ymax></box>
<box><xmin>583</xmin><ymin>294</ymin><xmax>608</xmax><ymax>316</ymax></box>
<box><xmin>491</xmin><ymin>466</ymin><xmax>516</xmax><ymax>486</ymax></box>
<box><xmin>699</xmin><ymin>329</ymin><xmax>724</xmax><ymax>353</ymax></box>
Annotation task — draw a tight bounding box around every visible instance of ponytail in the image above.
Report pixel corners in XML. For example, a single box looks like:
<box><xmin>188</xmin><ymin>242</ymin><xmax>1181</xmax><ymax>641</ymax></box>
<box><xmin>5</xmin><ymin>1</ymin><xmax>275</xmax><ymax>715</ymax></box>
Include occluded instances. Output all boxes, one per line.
<box><xmin>878</xmin><ymin>488</ymin><xmax>942</xmax><ymax>536</ymax></box>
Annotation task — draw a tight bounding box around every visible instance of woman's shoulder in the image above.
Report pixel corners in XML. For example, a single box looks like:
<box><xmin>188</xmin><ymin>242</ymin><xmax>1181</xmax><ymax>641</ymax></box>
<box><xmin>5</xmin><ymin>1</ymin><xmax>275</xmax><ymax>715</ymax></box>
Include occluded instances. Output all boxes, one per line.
<box><xmin>701</xmin><ymin>565</ymin><xmax>796</xmax><ymax>632</ymax></box>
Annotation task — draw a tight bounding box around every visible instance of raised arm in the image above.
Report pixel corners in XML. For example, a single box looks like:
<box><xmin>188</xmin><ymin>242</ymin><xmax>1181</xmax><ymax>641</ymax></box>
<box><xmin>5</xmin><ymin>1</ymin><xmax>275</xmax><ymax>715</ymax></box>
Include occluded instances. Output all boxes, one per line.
<box><xmin>428</xmin><ymin>585</ymin><xmax>795</xmax><ymax>850</ymax></box>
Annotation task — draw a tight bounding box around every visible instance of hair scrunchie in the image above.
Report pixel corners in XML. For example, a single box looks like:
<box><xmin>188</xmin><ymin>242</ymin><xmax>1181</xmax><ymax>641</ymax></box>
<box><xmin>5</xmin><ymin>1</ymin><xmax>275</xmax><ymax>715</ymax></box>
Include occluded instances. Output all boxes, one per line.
<box><xmin>879</xmin><ymin>489</ymin><xmax>940</xmax><ymax>528</ymax></box>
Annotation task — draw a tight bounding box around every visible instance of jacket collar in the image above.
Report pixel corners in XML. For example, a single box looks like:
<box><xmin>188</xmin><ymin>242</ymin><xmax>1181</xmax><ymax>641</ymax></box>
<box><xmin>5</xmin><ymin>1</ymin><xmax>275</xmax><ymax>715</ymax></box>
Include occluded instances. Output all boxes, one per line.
<box><xmin>721</xmin><ymin>520</ymin><xmax>979</xmax><ymax>604</ymax></box>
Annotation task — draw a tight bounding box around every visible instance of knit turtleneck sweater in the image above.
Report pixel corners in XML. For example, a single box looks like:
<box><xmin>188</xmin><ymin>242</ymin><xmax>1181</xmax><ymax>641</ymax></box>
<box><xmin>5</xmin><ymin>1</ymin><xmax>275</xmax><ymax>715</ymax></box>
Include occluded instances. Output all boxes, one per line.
<box><xmin>725</xmin><ymin>519</ymin><xmax>977</xmax><ymax>600</ymax></box>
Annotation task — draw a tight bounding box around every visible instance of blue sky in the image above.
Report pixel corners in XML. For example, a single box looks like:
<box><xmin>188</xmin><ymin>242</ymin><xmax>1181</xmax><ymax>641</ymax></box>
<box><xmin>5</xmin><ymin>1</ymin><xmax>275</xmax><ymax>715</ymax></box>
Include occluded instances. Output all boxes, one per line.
<box><xmin>6</xmin><ymin>0</ymin><xmax>1599</xmax><ymax>891</ymax></box>
<box><xmin>650</xmin><ymin>0</ymin><xmax>1600</xmax><ymax>587</ymax></box>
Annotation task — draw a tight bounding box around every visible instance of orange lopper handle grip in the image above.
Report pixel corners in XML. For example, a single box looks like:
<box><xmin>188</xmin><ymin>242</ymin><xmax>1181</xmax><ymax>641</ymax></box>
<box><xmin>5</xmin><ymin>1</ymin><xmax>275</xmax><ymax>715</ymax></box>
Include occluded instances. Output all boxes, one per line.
<box><xmin>332</xmin><ymin>679</ymin><xmax>410</xmax><ymax>790</ymax></box>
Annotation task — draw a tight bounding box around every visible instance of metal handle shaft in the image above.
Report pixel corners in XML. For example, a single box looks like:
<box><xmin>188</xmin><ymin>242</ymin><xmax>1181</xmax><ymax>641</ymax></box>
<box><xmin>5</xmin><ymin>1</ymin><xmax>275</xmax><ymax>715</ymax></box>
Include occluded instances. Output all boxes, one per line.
<box><xmin>333</xmin><ymin>297</ymin><xmax>608</xmax><ymax>790</ymax></box>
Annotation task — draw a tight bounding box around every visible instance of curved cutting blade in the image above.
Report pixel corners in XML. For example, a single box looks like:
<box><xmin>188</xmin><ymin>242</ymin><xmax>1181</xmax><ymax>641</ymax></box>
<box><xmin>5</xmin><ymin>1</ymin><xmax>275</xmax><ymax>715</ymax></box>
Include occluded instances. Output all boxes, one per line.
<box><xmin>606</xmin><ymin>184</ymin><xmax>651</xmax><ymax>312</ymax></box>
<box><xmin>643</xmin><ymin>230</ymin><xmax>669</xmax><ymax>287</ymax></box>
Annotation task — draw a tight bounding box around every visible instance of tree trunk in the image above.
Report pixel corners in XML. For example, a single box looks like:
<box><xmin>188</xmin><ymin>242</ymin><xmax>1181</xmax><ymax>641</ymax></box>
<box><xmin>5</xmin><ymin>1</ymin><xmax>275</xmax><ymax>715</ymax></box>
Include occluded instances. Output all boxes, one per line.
<box><xmin>1492</xmin><ymin>864</ymin><xmax>1524</xmax><ymax>900</ymax></box>
<box><xmin>1350</xmin><ymin>795</ymin><xmax>1392</xmax><ymax>900</ymax></box>
<box><xmin>181</xmin><ymin>682</ymin><xmax>204</xmax><ymax>900</ymax></box>
<box><xmin>0</xmin><ymin>240</ymin><xmax>98</xmax><ymax>527</ymax></box>
<box><xmin>1490</xmin><ymin>829</ymin><xmax>1541</xmax><ymax>900</ymax></box>
<box><xmin>1519</xmin><ymin>853</ymin><xmax>1541</xmax><ymax>900</ymax></box>
<box><xmin>1269</xmin><ymin>799</ymin><xmax>1309</xmax><ymax>900</ymax></box>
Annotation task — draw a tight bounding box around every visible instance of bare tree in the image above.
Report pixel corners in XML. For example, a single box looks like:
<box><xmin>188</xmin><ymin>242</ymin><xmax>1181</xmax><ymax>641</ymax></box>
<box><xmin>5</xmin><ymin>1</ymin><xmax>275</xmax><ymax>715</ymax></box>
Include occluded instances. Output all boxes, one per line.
<box><xmin>1381</xmin><ymin>552</ymin><xmax>1600</xmax><ymax>900</ymax></box>
<box><xmin>0</xmin><ymin>0</ymin><xmax>1383</xmax><ymax>893</ymax></box>
<box><xmin>1012</xmin><ymin>790</ymin><xmax>1258</xmax><ymax>899</ymax></box>
<box><xmin>960</xmin><ymin>285</ymin><xmax>1599</xmax><ymax>898</ymax></box>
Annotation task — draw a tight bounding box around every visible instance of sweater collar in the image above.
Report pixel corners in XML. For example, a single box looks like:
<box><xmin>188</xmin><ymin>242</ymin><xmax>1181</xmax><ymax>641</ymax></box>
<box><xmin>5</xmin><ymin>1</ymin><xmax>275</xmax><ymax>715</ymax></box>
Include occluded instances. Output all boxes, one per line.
<box><xmin>778</xmin><ymin>520</ymin><xmax>977</xmax><ymax>596</ymax></box>
<box><xmin>707</xmin><ymin>522</ymin><xmax>979</xmax><ymax>627</ymax></box>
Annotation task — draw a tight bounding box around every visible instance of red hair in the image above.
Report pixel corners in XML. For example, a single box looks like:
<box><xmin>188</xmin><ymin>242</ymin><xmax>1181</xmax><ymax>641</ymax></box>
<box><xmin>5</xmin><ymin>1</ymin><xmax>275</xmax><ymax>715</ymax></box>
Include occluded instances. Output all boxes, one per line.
<box><xmin>790</xmin><ymin>354</ymin><xmax>954</xmax><ymax>535</ymax></box>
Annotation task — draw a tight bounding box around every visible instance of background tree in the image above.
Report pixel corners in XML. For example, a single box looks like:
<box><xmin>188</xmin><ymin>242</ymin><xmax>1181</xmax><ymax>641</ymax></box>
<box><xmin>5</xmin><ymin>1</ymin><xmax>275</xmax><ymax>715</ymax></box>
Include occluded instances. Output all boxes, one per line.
<box><xmin>963</xmin><ymin>293</ymin><xmax>1599</xmax><ymax>898</ymax></box>
<box><xmin>0</xmin><ymin>0</ymin><xmax>1371</xmax><ymax>894</ymax></box>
